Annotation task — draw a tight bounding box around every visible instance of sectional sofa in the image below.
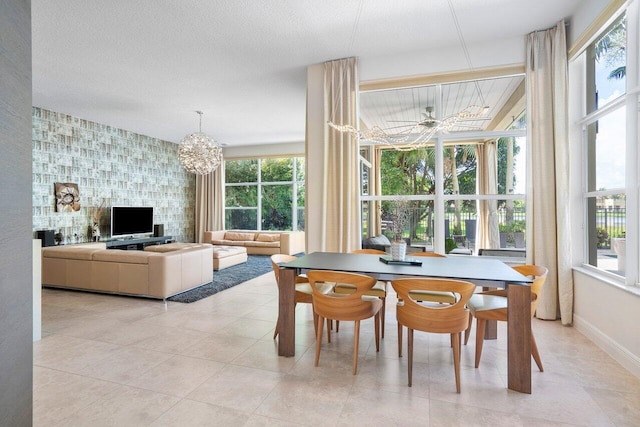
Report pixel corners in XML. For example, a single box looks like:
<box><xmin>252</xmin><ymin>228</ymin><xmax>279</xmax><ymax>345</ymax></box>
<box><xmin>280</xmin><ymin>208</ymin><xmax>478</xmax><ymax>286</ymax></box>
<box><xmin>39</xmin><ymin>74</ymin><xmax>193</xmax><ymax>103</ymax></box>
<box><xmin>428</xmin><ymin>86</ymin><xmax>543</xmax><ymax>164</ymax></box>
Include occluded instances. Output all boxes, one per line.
<box><xmin>203</xmin><ymin>230</ymin><xmax>305</xmax><ymax>255</ymax></box>
<box><xmin>41</xmin><ymin>242</ymin><xmax>213</xmax><ymax>299</ymax></box>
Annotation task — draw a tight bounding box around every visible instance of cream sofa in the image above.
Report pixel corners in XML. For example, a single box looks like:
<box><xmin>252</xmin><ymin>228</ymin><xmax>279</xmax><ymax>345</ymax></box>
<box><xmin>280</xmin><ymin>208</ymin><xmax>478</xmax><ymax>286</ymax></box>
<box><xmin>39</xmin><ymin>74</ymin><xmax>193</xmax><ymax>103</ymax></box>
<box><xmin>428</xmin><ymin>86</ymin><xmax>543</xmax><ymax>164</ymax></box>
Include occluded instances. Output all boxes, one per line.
<box><xmin>204</xmin><ymin>230</ymin><xmax>305</xmax><ymax>255</ymax></box>
<box><xmin>41</xmin><ymin>242</ymin><xmax>213</xmax><ymax>299</ymax></box>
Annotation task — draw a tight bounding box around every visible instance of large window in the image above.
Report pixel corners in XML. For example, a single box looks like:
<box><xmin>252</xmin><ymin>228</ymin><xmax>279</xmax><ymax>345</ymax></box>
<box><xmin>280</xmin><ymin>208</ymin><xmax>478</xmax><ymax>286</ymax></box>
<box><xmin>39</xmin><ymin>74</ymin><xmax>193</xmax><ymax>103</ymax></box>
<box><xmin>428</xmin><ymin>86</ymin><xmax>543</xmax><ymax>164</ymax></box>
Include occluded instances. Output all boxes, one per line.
<box><xmin>359</xmin><ymin>74</ymin><xmax>527</xmax><ymax>255</ymax></box>
<box><xmin>581</xmin><ymin>15</ymin><xmax>627</xmax><ymax>277</ymax></box>
<box><xmin>225</xmin><ymin>157</ymin><xmax>305</xmax><ymax>231</ymax></box>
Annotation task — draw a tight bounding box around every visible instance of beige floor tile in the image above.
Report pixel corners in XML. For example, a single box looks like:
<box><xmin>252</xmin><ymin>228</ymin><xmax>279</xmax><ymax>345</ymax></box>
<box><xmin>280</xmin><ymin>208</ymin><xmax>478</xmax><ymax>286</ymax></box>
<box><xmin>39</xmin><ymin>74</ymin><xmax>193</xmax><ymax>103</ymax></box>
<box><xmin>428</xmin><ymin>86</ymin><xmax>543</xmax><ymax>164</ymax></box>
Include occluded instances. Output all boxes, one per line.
<box><xmin>33</xmin><ymin>366</ymin><xmax>119</xmax><ymax>426</ymax></box>
<box><xmin>584</xmin><ymin>386</ymin><xmax>640</xmax><ymax>427</ymax></box>
<box><xmin>52</xmin><ymin>384</ymin><xmax>180</xmax><ymax>427</ymax></box>
<box><xmin>33</xmin><ymin>334</ymin><xmax>121</xmax><ymax>374</ymax></box>
<box><xmin>215</xmin><ymin>317</ymin><xmax>277</xmax><ymax>340</ymax></box>
<box><xmin>126</xmin><ymin>354</ymin><xmax>225</xmax><ymax>397</ymax></box>
<box><xmin>254</xmin><ymin>374</ymin><xmax>353</xmax><ymax>426</ymax></box>
<box><xmin>34</xmin><ymin>275</ymin><xmax>639</xmax><ymax>427</ymax></box>
<box><xmin>149</xmin><ymin>399</ymin><xmax>250</xmax><ymax>426</ymax></box>
<box><xmin>337</xmin><ymin>387</ymin><xmax>431</xmax><ymax>427</ymax></box>
<box><xmin>187</xmin><ymin>364</ymin><xmax>284</xmax><ymax>412</ymax></box>
<box><xmin>177</xmin><ymin>333</ymin><xmax>258</xmax><ymax>362</ymax></box>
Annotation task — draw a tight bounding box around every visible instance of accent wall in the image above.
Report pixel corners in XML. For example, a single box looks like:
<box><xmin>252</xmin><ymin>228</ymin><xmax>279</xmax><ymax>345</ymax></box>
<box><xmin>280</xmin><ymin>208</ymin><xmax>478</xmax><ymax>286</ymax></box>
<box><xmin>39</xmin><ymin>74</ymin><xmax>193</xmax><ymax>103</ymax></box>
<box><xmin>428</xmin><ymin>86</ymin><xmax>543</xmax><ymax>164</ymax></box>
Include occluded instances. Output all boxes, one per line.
<box><xmin>32</xmin><ymin>107</ymin><xmax>196</xmax><ymax>243</ymax></box>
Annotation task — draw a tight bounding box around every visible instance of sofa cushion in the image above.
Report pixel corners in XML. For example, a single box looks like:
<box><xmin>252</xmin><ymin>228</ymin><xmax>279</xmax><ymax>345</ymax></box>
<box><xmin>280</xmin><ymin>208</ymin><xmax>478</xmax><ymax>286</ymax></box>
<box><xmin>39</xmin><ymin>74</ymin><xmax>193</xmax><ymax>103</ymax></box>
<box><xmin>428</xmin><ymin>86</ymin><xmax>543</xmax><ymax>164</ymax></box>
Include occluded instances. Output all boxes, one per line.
<box><xmin>244</xmin><ymin>240</ymin><xmax>280</xmax><ymax>248</ymax></box>
<box><xmin>92</xmin><ymin>250</ymin><xmax>154</xmax><ymax>264</ymax></box>
<box><xmin>225</xmin><ymin>231</ymin><xmax>256</xmax><ymax>241</ymax></box>
<box><xmin>42</xmin><ymin>247</ymin><xmax>102</xmax><ymax>260</ymax></box>
<box><xmin>255</xmin><ymin>233</ymin><xmax>280</xmax><ymax>242</ymax></box>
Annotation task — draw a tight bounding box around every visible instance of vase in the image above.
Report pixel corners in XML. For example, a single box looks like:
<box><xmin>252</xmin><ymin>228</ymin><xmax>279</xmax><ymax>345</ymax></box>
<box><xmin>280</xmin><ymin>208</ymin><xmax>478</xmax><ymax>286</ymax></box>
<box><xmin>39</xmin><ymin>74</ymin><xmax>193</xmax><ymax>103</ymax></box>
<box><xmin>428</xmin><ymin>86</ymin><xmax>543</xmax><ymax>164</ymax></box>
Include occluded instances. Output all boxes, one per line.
<box><xmin>390</xmin><ymin>241</ymin><xmax>407</xmax><ymax>261</ymax></box>
<box><xmin>91</xmin><ymin>223</ymin><xmax>101</xmax><ymax>241</ymax></box>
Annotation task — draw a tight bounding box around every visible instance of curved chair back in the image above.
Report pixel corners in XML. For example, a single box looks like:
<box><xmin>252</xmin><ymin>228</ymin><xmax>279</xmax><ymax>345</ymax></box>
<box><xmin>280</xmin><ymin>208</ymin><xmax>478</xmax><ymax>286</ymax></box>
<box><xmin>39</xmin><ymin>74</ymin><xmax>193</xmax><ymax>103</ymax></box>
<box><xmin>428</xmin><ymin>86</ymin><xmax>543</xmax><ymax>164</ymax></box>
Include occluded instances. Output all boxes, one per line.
<box><xmin>351</xmin><ymin>249</ymin><xmax>387</xmax><ymax>255</ymax></box>
<box><xmin>410</xmin><ymin>252</ymin><xmax>446</xmax><ymax>257</ymax></box>
<box><xmin>270</xmin><ymin>254</ymin><xmax>298</xmax><ymax>287</ymax></box>
<box><xmin>392</xmin><ymin>278</ymin><xmax>475</xmax><ymax>334</ymax></box>
<box><xmin>307</xmin><ymin>270</ymin><xmax>378</xmax><ymax>322</ymax></box>
<box><xmin>511</xmin><ymin>264</ymin><xmax>548</xmax><ymax>315</ymax></box>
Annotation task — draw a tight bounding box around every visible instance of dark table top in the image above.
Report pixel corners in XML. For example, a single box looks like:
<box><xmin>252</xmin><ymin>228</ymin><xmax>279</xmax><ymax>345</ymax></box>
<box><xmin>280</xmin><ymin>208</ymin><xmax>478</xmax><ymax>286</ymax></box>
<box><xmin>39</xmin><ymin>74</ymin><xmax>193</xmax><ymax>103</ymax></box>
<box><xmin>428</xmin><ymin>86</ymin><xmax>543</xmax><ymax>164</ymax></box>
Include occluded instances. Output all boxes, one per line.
<box><xmin>282</xmin><ymin>251</ymin><xmax>532</xmax><ymax>285</ymax></box>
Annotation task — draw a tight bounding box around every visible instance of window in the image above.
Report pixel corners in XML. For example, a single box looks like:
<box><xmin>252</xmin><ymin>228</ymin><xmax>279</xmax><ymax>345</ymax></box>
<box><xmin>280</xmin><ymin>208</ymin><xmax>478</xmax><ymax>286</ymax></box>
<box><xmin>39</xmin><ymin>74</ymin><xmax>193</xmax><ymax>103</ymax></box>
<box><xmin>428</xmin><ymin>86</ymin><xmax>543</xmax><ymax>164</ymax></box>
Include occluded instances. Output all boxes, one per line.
<box><xmin>581</xmin><ymin>15</ymin><xmax>627</xmax><ymax>277</ymax></box>
<box><xmin>359</xmin><ymin>74</ymin><xmax>527</xmax><ymax>254</ymax></box>
<box><xmin>225</xmin><ymin>157</ymin><xmax>305</xmax><ymax>231</ymax></box>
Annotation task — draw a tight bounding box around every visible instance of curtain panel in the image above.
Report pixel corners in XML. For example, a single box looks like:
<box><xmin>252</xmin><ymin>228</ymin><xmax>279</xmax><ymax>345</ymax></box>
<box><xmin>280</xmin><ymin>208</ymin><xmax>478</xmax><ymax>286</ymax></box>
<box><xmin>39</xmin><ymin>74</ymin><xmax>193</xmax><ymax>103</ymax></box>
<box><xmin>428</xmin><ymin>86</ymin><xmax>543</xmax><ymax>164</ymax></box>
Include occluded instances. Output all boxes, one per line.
<box><xmin>195</xmin><ymin>162</ymin><xmax>225</xmax><ymax>243</ymax></box>
<box><xmin>526</xmin><ymin>20</ymin><xmax>573</xmax><ymax>324</ymax></box>
<box><xmin>321</xmin><ymin>57</ymin><xmax>361</xmax><ymax>252</ymax></box>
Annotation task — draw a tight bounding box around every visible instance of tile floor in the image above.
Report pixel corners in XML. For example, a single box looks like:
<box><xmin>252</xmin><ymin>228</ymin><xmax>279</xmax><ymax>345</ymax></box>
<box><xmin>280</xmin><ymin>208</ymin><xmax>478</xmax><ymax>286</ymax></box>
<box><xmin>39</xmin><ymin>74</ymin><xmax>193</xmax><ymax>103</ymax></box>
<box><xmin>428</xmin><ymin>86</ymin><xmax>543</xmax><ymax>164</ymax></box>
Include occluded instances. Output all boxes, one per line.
<box><xmin>34</xmin><ymin>273</ymin><xmax>640</xmax><ymax>426</ymax></box>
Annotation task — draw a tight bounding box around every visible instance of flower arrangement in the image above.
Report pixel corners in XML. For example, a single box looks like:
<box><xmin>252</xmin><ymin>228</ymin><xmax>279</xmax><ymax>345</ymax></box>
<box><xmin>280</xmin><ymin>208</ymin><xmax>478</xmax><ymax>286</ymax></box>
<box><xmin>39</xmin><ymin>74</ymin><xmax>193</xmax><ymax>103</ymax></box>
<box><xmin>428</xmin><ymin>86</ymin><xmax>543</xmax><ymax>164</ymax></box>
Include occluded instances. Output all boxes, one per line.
<box><xmin>91</xmin><ymin>199</ymin><xmax>106</xmax><ymax>240</ymax></box>
<box><xmin>387</xmin><ymin>197</ymin><xmax>410</xmax><ymax>243</ymax></box>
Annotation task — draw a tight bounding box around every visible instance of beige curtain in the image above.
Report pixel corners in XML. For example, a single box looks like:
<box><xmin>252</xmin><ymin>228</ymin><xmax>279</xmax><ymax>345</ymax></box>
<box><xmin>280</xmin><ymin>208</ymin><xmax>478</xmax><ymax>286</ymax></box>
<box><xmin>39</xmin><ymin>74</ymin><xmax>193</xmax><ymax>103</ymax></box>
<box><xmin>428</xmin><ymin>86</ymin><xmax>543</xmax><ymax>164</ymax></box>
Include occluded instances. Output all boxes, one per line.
<box><xmin>369</xmin><ymin>146</ymin><xmax>383</xmax><ymax>237</ymax></box>
<box><xmin>321</xmin><ymin>57</ymin><xmax>361</xmax><ymax>252</ymax></box>
<box><xmin>195</xmin><ymin>162</ymin><xmax>225</xmax><ymax>243</ymax></box>
<box><xmin>476</xmin><ymin>141</ymin><xmax>500</xmax><ymax>250</ymax></box>
<box><xmin>526</xmin><ymin>20</ymin><xmax>573</xmax><ymax>324</ymax></box>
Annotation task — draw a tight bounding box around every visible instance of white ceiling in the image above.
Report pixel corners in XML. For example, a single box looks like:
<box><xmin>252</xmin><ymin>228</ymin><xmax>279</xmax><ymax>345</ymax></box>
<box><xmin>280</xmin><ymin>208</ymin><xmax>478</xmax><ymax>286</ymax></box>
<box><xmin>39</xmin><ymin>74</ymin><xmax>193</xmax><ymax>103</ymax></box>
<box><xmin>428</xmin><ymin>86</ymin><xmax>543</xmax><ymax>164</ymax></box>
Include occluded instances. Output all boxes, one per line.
<box><xmin>31</xmin><ymin>0</ymin><xmax>583</xmax><ymax>147</ymax></box>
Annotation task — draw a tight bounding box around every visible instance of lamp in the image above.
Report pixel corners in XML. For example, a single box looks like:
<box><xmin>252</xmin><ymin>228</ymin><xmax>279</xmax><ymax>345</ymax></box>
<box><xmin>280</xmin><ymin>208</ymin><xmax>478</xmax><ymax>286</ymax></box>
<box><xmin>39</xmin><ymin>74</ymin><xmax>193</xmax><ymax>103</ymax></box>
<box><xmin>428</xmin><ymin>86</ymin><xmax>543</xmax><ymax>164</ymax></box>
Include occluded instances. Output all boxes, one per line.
<box><xmin>178</xmin><ymin>111</ymin><xmax>223</xmax><ymax>175</ymax></box>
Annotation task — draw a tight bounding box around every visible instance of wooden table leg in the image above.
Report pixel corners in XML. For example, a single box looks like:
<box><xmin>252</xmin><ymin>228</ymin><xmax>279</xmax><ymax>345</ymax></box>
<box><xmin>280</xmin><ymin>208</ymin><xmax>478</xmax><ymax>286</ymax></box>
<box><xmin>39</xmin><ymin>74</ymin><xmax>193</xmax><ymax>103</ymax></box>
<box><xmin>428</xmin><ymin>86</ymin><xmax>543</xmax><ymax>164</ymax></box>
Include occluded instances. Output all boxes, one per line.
<box><xmin>278</xmin><ymin>267</ymin><xmax>296</xmax><ymax>357</ymax></box>
<box><xmin>507</xmin><ymin>283</ymin><xmax>531</xmax><ymax>393</ymax></box>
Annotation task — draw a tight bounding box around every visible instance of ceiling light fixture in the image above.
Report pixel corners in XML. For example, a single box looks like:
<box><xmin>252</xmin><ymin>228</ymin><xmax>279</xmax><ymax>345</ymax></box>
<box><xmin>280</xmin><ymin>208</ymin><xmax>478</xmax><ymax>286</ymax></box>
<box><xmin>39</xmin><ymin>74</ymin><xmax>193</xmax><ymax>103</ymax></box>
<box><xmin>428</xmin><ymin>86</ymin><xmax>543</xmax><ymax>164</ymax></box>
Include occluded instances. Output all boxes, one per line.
<box><xmin>178</xmin><ymin>111</ymin><xmax>223</xmax><ymax>175</ymax></box>
<box><xmin>327</xmin><ymin>0</ymin><xmax>489</xmax><ymax>151</ymax></box>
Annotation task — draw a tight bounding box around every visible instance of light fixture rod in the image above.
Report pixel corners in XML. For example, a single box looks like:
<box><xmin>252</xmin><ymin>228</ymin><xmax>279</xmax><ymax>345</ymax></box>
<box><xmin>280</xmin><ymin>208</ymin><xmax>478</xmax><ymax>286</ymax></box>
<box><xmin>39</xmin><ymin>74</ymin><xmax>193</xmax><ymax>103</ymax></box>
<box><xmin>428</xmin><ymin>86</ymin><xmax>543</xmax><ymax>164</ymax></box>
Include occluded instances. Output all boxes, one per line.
<box><xmin>195</xmin><ymin>110</ymin><xmax>203</xmax><ymax>132</ymax></box>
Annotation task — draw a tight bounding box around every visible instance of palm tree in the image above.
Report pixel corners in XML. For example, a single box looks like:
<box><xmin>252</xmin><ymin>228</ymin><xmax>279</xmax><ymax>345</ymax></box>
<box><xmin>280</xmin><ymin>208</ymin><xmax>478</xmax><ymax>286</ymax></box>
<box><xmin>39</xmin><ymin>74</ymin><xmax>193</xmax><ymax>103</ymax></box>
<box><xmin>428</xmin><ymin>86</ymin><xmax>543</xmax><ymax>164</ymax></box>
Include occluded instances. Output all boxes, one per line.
<box><xmin>595</xmin><ymin>19</ymin><xmax>626</xmax><ymax>80</ymax></box>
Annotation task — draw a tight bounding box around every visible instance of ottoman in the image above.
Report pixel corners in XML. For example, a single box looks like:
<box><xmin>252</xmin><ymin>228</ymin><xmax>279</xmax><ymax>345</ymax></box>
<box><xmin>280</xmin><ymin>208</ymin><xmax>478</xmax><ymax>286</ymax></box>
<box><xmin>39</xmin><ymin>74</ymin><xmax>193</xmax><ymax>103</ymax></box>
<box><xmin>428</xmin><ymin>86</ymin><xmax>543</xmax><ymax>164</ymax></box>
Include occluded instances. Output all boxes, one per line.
<box><xmin>212</xmin><ymin>245</ymin><xmax>248</xmax><ymax>270</ymax></box>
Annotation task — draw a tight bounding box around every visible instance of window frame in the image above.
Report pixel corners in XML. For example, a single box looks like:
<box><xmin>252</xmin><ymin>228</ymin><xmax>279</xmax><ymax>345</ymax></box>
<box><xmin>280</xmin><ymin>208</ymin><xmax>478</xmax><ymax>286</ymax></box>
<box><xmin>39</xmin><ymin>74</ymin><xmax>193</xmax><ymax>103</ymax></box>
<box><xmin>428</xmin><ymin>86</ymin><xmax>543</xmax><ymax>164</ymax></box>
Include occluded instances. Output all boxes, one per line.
<box><xmin>224</xmin><ymin>156</ymin><xmax>305</xmax><ymax>231</ymax></box>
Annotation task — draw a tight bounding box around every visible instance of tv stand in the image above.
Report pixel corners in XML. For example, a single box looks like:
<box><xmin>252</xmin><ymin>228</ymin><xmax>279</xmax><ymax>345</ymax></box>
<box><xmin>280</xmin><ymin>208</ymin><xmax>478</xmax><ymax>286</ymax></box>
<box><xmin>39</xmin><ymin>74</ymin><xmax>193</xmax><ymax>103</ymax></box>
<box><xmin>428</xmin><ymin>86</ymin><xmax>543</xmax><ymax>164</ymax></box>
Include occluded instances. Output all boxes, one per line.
<box><xmin>106</xmin><ymin>236</ymin><xmax>173</xmax><ymax>251</ymax></box>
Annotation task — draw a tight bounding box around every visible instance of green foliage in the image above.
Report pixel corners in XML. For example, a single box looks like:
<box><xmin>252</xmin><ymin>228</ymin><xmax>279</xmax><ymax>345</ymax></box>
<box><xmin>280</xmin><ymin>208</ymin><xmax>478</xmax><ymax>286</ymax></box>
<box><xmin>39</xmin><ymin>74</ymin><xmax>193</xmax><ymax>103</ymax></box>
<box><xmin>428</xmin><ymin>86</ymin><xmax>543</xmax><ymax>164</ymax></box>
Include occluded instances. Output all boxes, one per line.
<box><xmin>596</xmin><ymin>227</ymin><xmax>610</xmax><ymax>248</ymax></box>
<box><xmin>261</xmin><ymin>185</ymin><xmax>293</xmax><ymax>230</ymax></box>
<box><xmin>499</xmin><ymin>220</ymin><xmax>525</xmax><ymax>233</ymax></box>
<box><xmin>226</xmin><ymin>159</ymin><xmax>258</xmax><ymax>183</ymax></box>
<box><xmin>444</xmin><ymin>238</ymin><xmax>457</xmax><ymax>254</ymax></box>
<box><xmin>261</xmin><ymin>158</ymin><xmax>293</xmax><ymax>182</ymax></box>
<box><xmin>595</xmin><ymin>18</ymin><xmax>626</xmax><ymax>80</ymax></box>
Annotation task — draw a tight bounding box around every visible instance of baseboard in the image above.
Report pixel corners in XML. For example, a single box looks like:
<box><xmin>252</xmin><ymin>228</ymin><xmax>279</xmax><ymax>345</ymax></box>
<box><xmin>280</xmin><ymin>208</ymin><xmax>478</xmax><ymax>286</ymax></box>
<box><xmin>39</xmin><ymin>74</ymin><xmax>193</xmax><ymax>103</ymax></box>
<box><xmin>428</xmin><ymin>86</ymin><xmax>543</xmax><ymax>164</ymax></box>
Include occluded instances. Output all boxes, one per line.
<box><xmin>573</xmin><ymin>314</ymin><xmax>640</xmax><ymax>379</ymax></box>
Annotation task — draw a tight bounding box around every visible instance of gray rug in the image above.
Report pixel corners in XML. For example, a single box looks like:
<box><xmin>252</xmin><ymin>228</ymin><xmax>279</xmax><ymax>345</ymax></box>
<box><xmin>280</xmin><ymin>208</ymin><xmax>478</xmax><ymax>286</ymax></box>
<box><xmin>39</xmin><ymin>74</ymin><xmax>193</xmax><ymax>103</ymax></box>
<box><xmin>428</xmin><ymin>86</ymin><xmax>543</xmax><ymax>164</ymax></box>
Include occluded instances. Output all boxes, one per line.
<box><xmin>167</xmin><ymin>255</ymin><xmax>274</xmax><ymax>303</ymax></box>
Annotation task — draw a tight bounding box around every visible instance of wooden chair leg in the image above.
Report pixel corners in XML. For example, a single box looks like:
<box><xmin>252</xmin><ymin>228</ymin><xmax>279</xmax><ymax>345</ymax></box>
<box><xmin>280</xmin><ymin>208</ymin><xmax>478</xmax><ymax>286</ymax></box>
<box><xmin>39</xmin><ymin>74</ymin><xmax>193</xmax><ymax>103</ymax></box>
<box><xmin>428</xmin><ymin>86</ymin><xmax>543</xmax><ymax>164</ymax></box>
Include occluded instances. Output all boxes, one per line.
<box><xmin>315</xmin><ymin>315</ymin><xmax>324</xmax><ymax>367</ymax></box>
<box><xmin>475</xmin><ymin>318</ymin><xmax>486</xmax><ymax>368</ymax></box>
<box><xmin>453</xmin><ymin>332</ymin><xmax>461</xmax><ymax>393</ymax></box>
<box><xmin>531</xmin><ymin>331</ymin><xmax>544</xmax><ymax>372</ymax></box>
<box><xmin>464</xmin><ymin>312</ymin><xmax>473</xmax><ymax>345</ymax></box>
<box><xmin>380</xmin><ymin>297</ymin><xmax>386</xmax><ymax>339</ymax></box>
<box><xmin>398</xmin><ymin>323</ymin><xmax>403</xmax><ymax>357</ymax></box>
<box><xmin>407</xmin><ymin>328</ymin><xmax>414</xmax><ymax>387</ymax></box>
<box><xmin>374</xmin><ymin>312</ymin><xmax>380</xmax><ymax>352</ymax></box>
<box><xmin>273</xmin><ymin>316</ymin><xmax>279</xmax><ymax>339</ymax></box>
<box><xmin>312</xmin><ymin>312</ymin><xmax>319</xmax><ymax>336</ymax></box>
<box><xmin>353</xmin><ymin>320</ymin><xmax>361</xmax><ymax>375</ymax></box>
<box><xmin>336</xmin><ymin>320</ymin><xmax>340</xmax><ymax>332</ymax></box>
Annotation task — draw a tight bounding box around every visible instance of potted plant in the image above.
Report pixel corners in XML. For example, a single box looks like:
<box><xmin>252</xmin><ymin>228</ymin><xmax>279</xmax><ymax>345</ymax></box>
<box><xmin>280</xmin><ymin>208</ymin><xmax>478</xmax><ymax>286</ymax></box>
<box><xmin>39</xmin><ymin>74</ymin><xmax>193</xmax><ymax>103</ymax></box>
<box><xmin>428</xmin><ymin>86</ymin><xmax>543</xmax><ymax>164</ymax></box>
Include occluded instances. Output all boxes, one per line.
<box><xmin>386</xmin><ymin>198</ymin><xmax>410</xmax><ymax>260</ymax></box>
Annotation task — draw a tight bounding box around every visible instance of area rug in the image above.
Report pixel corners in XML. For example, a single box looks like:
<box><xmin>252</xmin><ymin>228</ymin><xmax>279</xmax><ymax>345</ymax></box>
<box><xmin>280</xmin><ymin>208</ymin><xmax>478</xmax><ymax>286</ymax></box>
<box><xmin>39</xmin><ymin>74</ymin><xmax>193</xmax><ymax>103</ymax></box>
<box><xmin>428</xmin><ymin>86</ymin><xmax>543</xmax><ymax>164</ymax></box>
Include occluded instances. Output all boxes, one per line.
<box><xmin>167</xmin><ymin>255</ymin><xmax>274</xmax><ymax>303</ymax></box>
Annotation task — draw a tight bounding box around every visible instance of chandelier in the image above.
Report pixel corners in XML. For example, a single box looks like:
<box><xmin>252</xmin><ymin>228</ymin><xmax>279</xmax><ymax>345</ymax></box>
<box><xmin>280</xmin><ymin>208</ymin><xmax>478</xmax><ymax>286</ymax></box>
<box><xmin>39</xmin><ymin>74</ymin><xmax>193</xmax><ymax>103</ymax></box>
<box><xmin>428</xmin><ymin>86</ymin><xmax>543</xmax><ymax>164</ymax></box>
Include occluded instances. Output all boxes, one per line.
<box><xmin>328</xmin><ymin>105</ymin><xmax>487</xmax><ymax>152</ymax></box>
<box><xmin>327</xmin><ymin>0</ymin><xmax>489</xmax><ymax>151</ymax></box>
<box><xmin>178</xmin><ymin>111</ymin><xmax>223</xmax><ymax>175</ymax></box>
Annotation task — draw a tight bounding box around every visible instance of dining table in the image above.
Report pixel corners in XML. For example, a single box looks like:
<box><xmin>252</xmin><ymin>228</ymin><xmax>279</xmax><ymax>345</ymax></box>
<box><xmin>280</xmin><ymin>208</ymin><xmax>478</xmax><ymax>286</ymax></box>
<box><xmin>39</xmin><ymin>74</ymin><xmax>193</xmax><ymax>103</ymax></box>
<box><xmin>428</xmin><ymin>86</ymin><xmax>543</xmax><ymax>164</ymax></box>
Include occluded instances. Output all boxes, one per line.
<box><xmin>277</xmin><ymin>251</ymin><xmax>535</xmax><ymax>394</ymax></box>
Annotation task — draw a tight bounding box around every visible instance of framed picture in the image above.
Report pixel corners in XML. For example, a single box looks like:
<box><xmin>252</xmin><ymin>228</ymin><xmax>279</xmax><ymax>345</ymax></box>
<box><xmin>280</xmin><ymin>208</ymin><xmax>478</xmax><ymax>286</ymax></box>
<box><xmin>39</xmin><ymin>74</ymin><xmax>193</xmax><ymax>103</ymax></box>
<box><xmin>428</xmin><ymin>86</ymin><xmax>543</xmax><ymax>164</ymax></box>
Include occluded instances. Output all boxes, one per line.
<box><xmin>54</xmin><ymin>182</ymin><xmax>80</xmax><ymax>212</ymax></box>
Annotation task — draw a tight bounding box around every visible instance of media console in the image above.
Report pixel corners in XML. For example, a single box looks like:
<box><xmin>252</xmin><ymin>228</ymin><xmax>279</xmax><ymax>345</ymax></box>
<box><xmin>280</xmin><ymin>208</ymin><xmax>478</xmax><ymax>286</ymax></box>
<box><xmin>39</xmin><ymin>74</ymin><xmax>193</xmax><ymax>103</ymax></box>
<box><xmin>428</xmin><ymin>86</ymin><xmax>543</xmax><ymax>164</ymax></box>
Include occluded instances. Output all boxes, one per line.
<box><xmin>105</xmin><ymin>236</ymin><xmax>173</xmax><ymax>251</ymax></box>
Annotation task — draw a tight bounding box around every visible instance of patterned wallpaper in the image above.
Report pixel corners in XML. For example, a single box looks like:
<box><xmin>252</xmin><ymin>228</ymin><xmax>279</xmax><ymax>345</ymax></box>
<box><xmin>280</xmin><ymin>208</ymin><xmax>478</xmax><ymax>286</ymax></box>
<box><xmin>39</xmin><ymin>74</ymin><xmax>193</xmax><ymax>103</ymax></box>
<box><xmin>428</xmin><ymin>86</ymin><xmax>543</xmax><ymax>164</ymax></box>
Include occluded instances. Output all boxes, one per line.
<box><xmin>32</xmin><ymin>107</ymin><xmax>196</xmax><ymax>243</ymax></box>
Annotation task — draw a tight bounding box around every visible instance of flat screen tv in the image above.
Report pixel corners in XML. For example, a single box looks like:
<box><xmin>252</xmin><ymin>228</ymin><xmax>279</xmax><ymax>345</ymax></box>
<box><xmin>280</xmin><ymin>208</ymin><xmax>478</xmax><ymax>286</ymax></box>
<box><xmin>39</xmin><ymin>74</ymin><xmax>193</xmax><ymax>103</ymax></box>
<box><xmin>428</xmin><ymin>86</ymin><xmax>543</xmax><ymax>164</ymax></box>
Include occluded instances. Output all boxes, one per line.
<box><xmin>110</xmin><ymin>206</ymin><xmax>154</xmax><ymax>237</ymax></box>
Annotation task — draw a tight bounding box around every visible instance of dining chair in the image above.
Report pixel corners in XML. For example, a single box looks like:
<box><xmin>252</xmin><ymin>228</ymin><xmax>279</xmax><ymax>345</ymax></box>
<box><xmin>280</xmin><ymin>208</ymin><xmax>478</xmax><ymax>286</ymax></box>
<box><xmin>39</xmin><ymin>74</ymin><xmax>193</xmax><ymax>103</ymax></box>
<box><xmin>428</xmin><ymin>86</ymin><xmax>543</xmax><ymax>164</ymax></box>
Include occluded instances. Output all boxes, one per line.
<box><xmin>270</xmin><ymin>254</ymin><xmax>333</xmax><ymax>340</ymax></box>
<box><xmin>391</xmin><ymin>278</ymin><xmax>475</xmax><ymax>392</ymax></box>
<box><xmin>464</xmin><ymin>264</ymin><xmax>548</xmax><ymax>370</ymax></box>
<box><xmin>307</xmin><ymin>270</ymin><xmax>382</xmax><ymax>375</ymax></box>
<box><xmin>333</xmin><ymin>249</ymin><xmax>388</xmax><ymax>338</ymax></box>
<box><xmin>396</xmin><ymin>251</ymin><xmax>457</xmax><ymax>356</ymax></box>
